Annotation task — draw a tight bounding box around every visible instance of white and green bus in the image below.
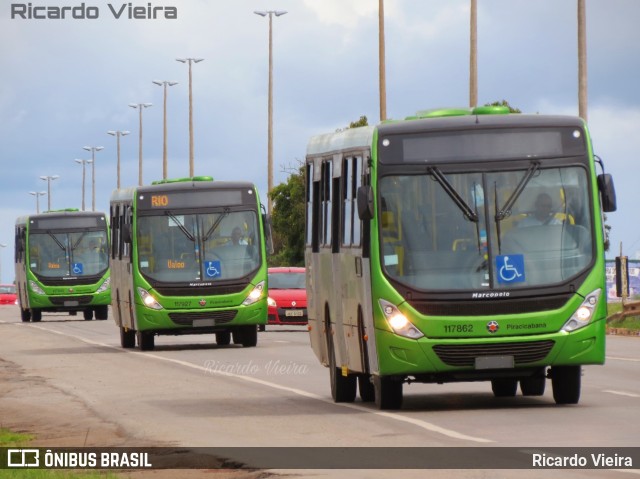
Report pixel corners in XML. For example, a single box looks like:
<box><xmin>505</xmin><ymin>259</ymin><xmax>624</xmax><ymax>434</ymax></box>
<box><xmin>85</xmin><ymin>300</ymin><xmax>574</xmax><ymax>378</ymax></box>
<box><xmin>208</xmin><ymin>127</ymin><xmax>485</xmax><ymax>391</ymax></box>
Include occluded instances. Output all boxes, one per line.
<box><xmin>109</xmin><ymin>177</ymin><xmax>271</xmax><ymax>350</ymax></box>
<box><xmin>305</xmin><ymin>106</ymin><xmax>617</xmax><ymax>409</ymax></box>
<box><xmin>15</xmin><ymin>210</ymin><xmax>111</xmax><ymax>322</ymax></box>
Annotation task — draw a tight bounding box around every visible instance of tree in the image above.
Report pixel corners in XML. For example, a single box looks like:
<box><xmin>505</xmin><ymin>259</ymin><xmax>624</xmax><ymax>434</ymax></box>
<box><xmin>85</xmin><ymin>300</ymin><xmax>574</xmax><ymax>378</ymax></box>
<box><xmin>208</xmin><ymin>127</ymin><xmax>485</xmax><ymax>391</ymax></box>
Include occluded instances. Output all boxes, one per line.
<box><xmin>269</xmin><ymin>116</ymin><xmax>369</xmax><ymax>266</ymax></box>
<box><xmin>485</xmin><ymin>100</ymin><xmax>521</xmax><ymax>113</ymax></box>
<box><xmin>268</xmin><ymin>163</ymin><xmax>305</xmax><ymax>266</ymax></box>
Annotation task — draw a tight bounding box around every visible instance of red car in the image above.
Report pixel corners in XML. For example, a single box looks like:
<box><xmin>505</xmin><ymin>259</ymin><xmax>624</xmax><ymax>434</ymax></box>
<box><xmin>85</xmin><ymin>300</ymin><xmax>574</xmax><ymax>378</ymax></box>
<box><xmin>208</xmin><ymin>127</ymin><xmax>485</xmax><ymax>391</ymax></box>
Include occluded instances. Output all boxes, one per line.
<box><xmin>267</xmin><ymin>267</ymin><xmax>307</xmax><ymax>325</ymax></box>
<box><xmin>0</xmin><ymin>284</ymin><xmax>18</xmax><ymax>306</ymax></box>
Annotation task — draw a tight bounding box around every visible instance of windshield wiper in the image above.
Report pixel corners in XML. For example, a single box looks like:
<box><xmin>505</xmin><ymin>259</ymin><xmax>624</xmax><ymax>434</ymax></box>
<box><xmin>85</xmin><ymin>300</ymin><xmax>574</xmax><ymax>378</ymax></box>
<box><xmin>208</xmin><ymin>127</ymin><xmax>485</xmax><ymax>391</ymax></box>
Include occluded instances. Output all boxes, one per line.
<box><xmin>47</xmin><ymin>232</ymin><xmax>67</xmax><ymax>252</ymax></box>
<box><xmin>495</xmin><ymin>161</ymin><xmax>540</xmax><ymax>222</ymax></box>
<box><xmin>203</xmin><ymin>208</ymin><xmax>230</xmax><ymax>242</ymax></box>
<box><xmin>165</xmin><ymin>212</ymin><xmax>195</xmax><ymax>242</ymax></box>
<box><xmin>428</xmin><ymin>167</ymin><xmax>478</xmax><ymax>222</ymax></box>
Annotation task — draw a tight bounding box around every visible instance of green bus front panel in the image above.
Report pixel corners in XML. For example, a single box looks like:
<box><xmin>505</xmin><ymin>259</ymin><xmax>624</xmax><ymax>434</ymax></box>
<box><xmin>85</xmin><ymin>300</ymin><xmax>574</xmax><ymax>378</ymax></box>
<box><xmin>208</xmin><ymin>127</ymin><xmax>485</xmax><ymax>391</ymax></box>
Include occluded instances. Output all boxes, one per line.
<box><xmin>132</xmin><ymin>286</ymin><xmax>267</xmax><ymax>333</ymax></box>
<box><xmin>25</xmin><ymin>276</ymin><xmax>111</xmax><ymax>311</ymax></box>
<box><xmin>370</xmin><ymin>279</ymin><xmax>607</xmax><ymax>377</ymax></box>
<box><xmin>374</xmin><ymin>318</ymin><xmax>605</xmax><ymax>377</ymax></box>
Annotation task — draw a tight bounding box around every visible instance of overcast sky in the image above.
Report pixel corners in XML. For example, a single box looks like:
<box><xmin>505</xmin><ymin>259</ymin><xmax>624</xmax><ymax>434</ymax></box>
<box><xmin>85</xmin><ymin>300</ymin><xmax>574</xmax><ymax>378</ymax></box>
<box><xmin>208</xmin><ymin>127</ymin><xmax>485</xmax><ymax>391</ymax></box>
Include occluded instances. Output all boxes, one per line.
<box><xmin>1</xmin><ymin>0</ymin><xmax>639</xmax><ymax>282</ymax></box>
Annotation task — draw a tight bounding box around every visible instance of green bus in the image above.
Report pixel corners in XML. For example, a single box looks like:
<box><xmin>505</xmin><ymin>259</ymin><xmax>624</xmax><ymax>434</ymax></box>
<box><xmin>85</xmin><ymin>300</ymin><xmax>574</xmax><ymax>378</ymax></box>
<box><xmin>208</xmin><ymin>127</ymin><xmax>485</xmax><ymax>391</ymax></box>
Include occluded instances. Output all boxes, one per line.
<box><xmin>109</xmin><ymin>177</ymin><xmax>270</xmax><ymax>351</ymax></box>
<box><xmin>305</xmin><ymin>106</ymin><xmax>617</xmax><ymax>409</ymax></box>
<box><xmin>15</xmin><ymin>210</ymin><xmax>111</xmax><ymax>322</ymax></box>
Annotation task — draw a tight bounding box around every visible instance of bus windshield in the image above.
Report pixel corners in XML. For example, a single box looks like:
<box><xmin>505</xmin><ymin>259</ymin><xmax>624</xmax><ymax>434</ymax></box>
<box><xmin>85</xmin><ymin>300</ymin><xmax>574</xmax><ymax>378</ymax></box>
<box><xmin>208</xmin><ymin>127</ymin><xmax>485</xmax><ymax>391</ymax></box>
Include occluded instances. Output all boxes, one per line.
<box><xmin>379</xmin><ymin>164</ymin><xmax>593</xmax><ymax>291</ymax></box>
<box><xmin>137</xmin><ymin>210</ymin><xmax>260</xmax><ymax>283</ymax></box>
<box><xmin>29</xmin><ymin>231</ymin><xmax>109</xmax><ymax>278</ymax></box>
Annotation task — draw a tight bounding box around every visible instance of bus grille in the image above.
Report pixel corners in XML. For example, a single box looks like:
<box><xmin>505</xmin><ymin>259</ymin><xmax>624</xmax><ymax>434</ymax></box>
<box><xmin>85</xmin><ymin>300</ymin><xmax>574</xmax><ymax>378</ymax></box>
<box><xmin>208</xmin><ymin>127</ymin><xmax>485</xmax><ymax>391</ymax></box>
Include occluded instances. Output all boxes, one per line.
<box><xmin>168</xmin><ymin>310</ymin><xmax>237</xmax><ymax>326</ymax></box>
<box><xmin>408</xmin><ymin>294</ymin><xmax>571</xmax><ymax>316</ymax></box>
<box><xmin>432</xmin><ymin>340</ymin><xmax>555</xmax><ymax>367</ymax></box>
<box><xmin>49</xmin><ymin>296</ymin><xmax>94</xmax><ymax>306</ymax></box>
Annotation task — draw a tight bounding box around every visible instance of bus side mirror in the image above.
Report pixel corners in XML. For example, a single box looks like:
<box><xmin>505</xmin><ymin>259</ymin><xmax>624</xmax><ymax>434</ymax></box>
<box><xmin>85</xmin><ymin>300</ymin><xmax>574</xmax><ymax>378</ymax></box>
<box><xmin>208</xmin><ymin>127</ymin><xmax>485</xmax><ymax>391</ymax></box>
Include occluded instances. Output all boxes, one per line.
<box><xmin>357</xmin><ymin>185</ymin><xmax>374</xmax><ymax>221</ymax></box>
<box><xmin>122</xmin><ymin>224</ymin><xmax>132</xmax><ymax>243</ymax></box>
<box><xmin>262</xmin><ymin>212</ymin><xmax>275</xmax><ymax>255</ymax></box>
<box><xmin>598</xmin><ymin>174</ymin><xmax>617</xmax><ymax>213</ymax></box>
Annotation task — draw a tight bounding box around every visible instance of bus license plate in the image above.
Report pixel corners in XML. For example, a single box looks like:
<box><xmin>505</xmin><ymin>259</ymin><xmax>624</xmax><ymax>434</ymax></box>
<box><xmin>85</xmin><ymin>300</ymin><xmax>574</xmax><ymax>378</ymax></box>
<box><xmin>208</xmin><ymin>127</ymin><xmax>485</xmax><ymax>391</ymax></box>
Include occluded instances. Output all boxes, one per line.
<box><xmin>193</xmin><ymin>319</ymin><xmax>215</xmax><ymax>327</ymax></box>
<box><xmin>64</xmin><ymin>301</ymin><xmax>79</xmax><ymax>307</ymax></box>
<box><xmin>285</xmin><ymin>310</ymin><xmax>303</xmax><ymax>317</ymax></box>
<box><xmin>475</xmin><ymin>356</ymin><xmax>514</xmax><ymax>370</ymax></box>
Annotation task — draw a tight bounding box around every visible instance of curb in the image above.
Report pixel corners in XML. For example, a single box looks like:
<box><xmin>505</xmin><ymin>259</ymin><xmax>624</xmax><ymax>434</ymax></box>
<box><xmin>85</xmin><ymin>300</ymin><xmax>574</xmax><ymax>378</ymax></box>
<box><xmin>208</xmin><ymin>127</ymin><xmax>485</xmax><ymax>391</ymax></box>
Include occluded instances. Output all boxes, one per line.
<box><xmin>606</xmin><ymin>327</ymin><xmax>640</xmax><ymax>337</ymax></box>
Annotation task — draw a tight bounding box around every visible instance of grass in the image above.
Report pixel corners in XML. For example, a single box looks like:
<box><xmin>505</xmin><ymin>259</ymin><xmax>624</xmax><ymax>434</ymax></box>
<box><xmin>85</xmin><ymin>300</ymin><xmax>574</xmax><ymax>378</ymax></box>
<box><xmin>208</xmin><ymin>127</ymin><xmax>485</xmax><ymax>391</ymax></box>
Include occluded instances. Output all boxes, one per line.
<box><xmin>0</xmin><ymin>428</ymin><xmax>119</xmax><ymax>479</ymax></box>
<box><xmin>607</xmin><ymin>299</ymin><xmax>640</xmax><ymax>330</ymax></box>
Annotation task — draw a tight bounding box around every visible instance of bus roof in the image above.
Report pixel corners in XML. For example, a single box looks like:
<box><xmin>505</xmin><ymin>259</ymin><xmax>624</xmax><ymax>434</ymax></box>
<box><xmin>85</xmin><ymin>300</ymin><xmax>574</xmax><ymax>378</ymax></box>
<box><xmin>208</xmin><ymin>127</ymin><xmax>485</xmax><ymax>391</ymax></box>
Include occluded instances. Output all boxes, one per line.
<box><xmin>306</xmin><ymin>126</ymin><xmax>375</xmax><ymax>158</ymax></box>
<box><xmin>306</xmin><ymin>114</ymin><xmax>586</xmax><ymax>158</ymax></box>
<box><xmin>110</xmin><ymin>180</ymin><xmax>258</xmax><ymax>203</ymax></box>
<box><xmin>15</xmin><ymin>210</ymin><xmax>107</xmax><ymax>226</ymax></box>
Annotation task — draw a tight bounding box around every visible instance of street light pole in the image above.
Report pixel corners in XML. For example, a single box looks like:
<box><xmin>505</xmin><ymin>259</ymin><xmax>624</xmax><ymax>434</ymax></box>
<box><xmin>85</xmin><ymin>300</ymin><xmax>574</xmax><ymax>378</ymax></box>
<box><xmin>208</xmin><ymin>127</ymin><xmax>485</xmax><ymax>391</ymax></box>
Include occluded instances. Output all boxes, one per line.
<box><xmin>39</xmin><ymin>175</ymin><xmax>59</xmax><ymax>211</ymax></box>
<box><xmin>469</xmin><ymin>0</ymin><xmax>478</xmax><ymax>108</ymax></box>
<box><xmin>82</xmin><ymin>146</ymin><xmax>103</xmax><ymax>211</ymax></box>
<box><xmin>176</xmin><ymin>58</ymin><xmax>203</xmax><ymax>177</ymax></box>
<box><xmin>0</xmin><ymin>243</ymin><xmax>6</xmax><ymax>284</ymax></box>
<box><xmin>29</xmin><ymin>191</ymin><xmax>46</xmax><ymax>214</ymax></box>
<box><xmin>152</xmin><ymin>80</ymin><xmax>178</xmax><ymax>179</ymax></box>
<box><xmin>129</xmin><ymin>103</ymin><xmax>153</xmax><ymax>186</ymax></box>
<box><xmin>254</xmin><ymin>10</ymin><xmax>287</xmax><ymax>213</ymax></box>
<box><xmin>74</xmin><ymin>159</ymin><xmax>93</xmax><ymax>211</ymax></box>
<box><xmin>378</xmin><ymin>0</ymin><xmax>387</xmax><ymax>121</ymax></box>
<box><xmin>107</xmin><ymin>130</ymin><xmax>130</xmax><ymax>189</ymax></box>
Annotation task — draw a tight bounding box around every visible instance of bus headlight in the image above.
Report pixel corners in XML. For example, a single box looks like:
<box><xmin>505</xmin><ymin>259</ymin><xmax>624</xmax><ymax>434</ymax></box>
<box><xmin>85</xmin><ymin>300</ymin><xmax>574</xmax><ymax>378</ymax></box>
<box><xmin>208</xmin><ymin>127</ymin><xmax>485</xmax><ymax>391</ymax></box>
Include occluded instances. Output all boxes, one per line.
<box><xmin>96</xmin><ymin>277</ymin><xmax>111</xmax><ymax>294</ymax></box>
<box><xmin>562</xmin><ymin>289</ymin><xmax>601</xmax><ymax>332</ymax></box>
<box><xmin>137</xmin><ymin>287</ymin><xmax>163</xmax><ymax>310</ymax></box>
<box><xmin>379</xmin><ymin>299</ymin><xmax>424</xmax><ymax>339</ymax></box>
<box><xmin>29</xmin><ymin>280</ymin><xmax>45</xmax><ymax>295</ymax></box>
<box><xmin>243</xmin><ymin>281</ymin><xmax>265</xmax><ymax>306</ymax></box>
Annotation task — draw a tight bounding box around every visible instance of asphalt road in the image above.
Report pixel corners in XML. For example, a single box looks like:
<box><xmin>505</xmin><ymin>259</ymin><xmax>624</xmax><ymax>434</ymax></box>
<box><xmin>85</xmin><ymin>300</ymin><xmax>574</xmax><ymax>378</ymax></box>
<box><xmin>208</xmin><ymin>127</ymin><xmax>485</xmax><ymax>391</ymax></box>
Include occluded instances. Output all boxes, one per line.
<box><xmin>1</xmin><ymin>305</ymin><xmax>638</xmax><ymax>478</ymax></box>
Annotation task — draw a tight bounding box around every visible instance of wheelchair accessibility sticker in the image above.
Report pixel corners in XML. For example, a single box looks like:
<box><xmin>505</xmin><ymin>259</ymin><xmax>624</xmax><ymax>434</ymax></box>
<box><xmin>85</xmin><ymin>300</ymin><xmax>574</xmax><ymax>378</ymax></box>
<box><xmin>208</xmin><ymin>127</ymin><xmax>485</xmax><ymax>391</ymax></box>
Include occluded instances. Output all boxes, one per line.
<box><xmin>496</xmin><ymin>255</ymin><xmax>525</xmax><ymax>284</ymax></box>
<box><xmin>204</xmin><ymin>260</ymin><xmax>221</xmax><ymax>279</ymax></box>
<box><xmin>72</xmin><ymin>263</ymin><xmax>83</xmax><ymax>275</ymax></box>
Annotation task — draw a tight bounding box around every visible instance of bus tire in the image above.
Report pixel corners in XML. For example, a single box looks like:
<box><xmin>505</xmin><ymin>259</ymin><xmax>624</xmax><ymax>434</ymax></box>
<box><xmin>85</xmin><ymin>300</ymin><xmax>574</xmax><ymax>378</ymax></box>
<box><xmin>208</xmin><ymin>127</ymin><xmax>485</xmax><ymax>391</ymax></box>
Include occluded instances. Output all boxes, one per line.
<box><xmin>216</xmin><ymin>331</ymin><xmax>231</xmax><ymax>346</ymax></box>
<box><xmin>328</xmin><ymin>336</ymin><xmax>356</xmax><ymax>403</ymax></box>
<box><xmin>137</xmin><ymin>331</ymin><xmax>155</xmax><ymax>351</ymax></box>
<box><xmin>31</xmin><ymin>309</ymin><xmax>42</xmax><ymax>322</ymax></box>
<box><xmin>95</xmin><ymin>306</ymin><xmax>109</xmax><ymax>320</ymax></box>
<box><xmin>20</xmin><ymin>309</ymin><xmax>31</xmax><ymax>322</ymax></box>
<box><xmin>520</xmin><ymin>372</ymin><xmax>546</xmax><ymax>396</ymax></box>
<box><xmin>358</xmin><ymin>374</ymin><xmax>375</xmax><ymax>402</ymax></box>
<box><xmin>491</xmin><ymin>378</ymin><xmax>518</xmax><ymax>397</ymax></box>
<box><xmin>120</xmin><ymin>327</ymin><xmax>136</xmax><ymax>348</ymax></box>
<box><xmin>551</xmin><ymin>366</ymin><xmax>581</xmax><ymax>405</ymax></box>
<box><xmin>241</xmin><ymin>326</ymin><xmax>258</xmax><ymax>347</ymax></box>
<box><xmin>83</xmin><ymin>309</ymin><xmax>94</xmax><ymax>321</ymax></box>
<box><xmin>373</xmin><ymin>375</ymin><xmax>403</xmax><ymax>410</ymax></box>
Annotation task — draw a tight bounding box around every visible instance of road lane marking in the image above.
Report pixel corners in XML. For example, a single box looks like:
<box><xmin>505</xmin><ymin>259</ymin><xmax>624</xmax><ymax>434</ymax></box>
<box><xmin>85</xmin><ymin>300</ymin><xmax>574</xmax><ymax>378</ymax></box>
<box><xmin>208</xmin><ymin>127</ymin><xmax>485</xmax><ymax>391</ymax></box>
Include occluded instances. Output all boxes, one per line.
<box><xmin>606</xmin><ymin>356</ymin><xmax>640</xmax><ymax>362</ymax></box>
<box><xmin>603</xmin><ymin>390</ymin><xmax>640</xmax><ymax>398</ymax></box>
<box><xmin>20</xmin><ymin>323</ymin><xmax>493</xmax><ymax>444</ymax></box>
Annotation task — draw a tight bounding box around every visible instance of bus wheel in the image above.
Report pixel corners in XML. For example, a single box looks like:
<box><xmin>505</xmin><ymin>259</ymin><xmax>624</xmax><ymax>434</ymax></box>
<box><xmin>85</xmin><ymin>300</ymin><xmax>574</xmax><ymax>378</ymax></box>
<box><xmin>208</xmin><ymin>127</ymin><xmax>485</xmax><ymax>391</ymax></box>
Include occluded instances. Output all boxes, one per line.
<box><xmin>31</xmin><ymin>309</ymin><xmax>42</xmax><ymax>322</ymax></box>
<box><xmin>551</xmin><ymin>366</ymin><xmax>581</xmax><ymax>405</ymax></box>
<box><xmin>216</xmin><ymin>331</ymin><xmax>231</xmax><ymax>346</ymax></box>
<box><xmin>373</xmin><ymin>375</ymin><xmax>403</xmax><ymax>410</ymax></box>
<box><xmin>137</xmin><ymin>331</ymin><xmax>155</xmax><ymax>351</ymax></box>
<box><xmin>520</xmin><ymin>372</ymin><xmax>546</xmax><ymax>396</ymax></box>
<box><xmin>20</xmin><ymin>309</ymin><xmax>31</xmax><ymax>322</ymax></box>
<box><xmin>234</xmin><ymin>326</ymin><xmax>258</xmax><ymax>347</ymax></box>
<box><xmin>83</xmin><ymin>309</ymin><xmax>94</xmax><ymax>321</ymax></box>
<box><xmin>358</xmin><ymin>374</ymin><xmax>375</xmax><ymax>402</ymax></box>
<box><xmin>95</xmin><ymin>306</ymin><xmax>109</xmax><ymax>320</ymax></box>
<box><xmin>491</xmin><ymin>379</ymin><xmax>518</xmax><ymax>397</ymax></box>
<box><xmin>328</xmin><ymin>336</ymin><xmax>356</xmax><ymax>403</ymax></box>
<box><xmin>120</xmin><ymin>327</ymin><xmax>136</xmax><ymax>348</ymax></box>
